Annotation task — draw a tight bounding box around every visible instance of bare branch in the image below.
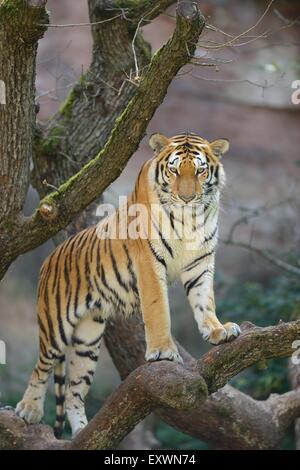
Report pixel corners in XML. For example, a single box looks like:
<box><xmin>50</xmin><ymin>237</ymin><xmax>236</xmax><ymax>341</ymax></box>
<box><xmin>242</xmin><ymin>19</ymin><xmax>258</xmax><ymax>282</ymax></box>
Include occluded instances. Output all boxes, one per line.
<box><xmin>198</xmin><ymin>0</ymin><xmax>275</xmax><ymax>50</ymax></box>
<box><xmin>40</xmin><ymin>13</ymin><xmax>124</xmax><ymax>28</ymax></box>
<box><xmin>222</xmin><ymin>239</ymin><xmax>300</xmax><ymax>278</ymax></box>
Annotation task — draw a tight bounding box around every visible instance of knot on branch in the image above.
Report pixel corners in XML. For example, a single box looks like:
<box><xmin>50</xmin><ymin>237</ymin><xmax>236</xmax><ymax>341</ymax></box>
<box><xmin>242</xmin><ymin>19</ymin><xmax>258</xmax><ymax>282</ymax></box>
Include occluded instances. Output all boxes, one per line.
<box><xmin>177</xmin><ymin>1</ymin><xmax>199</xmax><ymax>20</ymax></box>
<box><xmin>39</xmin><ymin>201</ymin><xmax>58</xmax><ymax>221</ymax></box>
<box><xmin>176</xmin><ymin>0</ymin><xmax>205</xmax><ymax>38</ymax></box>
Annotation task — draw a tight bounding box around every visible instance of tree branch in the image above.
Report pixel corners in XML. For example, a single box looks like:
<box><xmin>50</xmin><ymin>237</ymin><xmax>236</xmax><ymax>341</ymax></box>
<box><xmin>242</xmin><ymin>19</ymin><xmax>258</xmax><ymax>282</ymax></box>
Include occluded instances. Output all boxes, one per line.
<box><xmin>91</xmin><ymin>0</ymin><xmax>177</xmax><ymax>25</ymax></box>
<box><xmin>0</xmin><ymin>1</ymin><xmax>205</xmax><ymax>280</ymax></box>
<box><xmin>222</xmin><ymin>239</ymin><xmax>300</xmax><ymax>278</ymax></box>
<box><xmin>105</xmin><ymin>316</ymin><xmax>300</xmax><ymax>449</ymax></box>
<box><xmin>69</xmin><ymin>361</ymin><xmax>208</xmax><ymax>450</ymax></box>
<box><xmin>0</xmin><ymin>0</ymin><xmax>48</xmax><ymax>269</ymax></box>
<box><xmin>1</xmin><ymin>318</ymin><xmax>299</xmax><ymax>449</ymax></box>
<box><xmin>198</xmin><ymin>320</ymin><xmax>300</xmax><ymax>393</ymax></box>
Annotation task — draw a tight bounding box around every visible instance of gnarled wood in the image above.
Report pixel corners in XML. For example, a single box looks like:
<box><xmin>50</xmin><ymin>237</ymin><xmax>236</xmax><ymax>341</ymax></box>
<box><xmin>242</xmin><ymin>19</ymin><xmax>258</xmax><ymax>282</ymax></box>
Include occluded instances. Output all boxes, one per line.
<box><xmin>1</xmin><ymin>319</ymin><xmax>300</xmax><ymax>450</ymax></box>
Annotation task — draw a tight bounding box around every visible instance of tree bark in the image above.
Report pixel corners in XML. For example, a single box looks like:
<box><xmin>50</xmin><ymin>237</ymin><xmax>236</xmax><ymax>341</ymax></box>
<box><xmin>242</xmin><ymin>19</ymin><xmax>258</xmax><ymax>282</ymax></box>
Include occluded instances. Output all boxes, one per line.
<box><xmin>0</xmin><ymin>0</ymin><xmax>205</xmax><ymax>280</ymax></box>
<box><xmin>289</xmin><ymin>359</ymin><xmax>300</xmax><ymax>450</ymax></box>
<box><xmin>105</xmin><ymin>316</ymin><xmax>300</xmax><ymax>449</ymax></box>
<box><xmin>0</xmin><ymin>0</ymin><xmax>48</xmax><ymax>274</ymax></box>
<box><xmin>1</xmin><ymin>319</ymin><xmax>300</xmax><ymax>450</ymax></box>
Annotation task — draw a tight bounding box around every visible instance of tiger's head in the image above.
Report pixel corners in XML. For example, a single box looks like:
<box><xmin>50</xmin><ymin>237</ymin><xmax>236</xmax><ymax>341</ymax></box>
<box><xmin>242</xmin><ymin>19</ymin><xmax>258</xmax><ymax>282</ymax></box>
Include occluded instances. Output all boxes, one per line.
<box><xmin>149</xmin><ymin>132</ymin><xmax>229</xmax><ymax>206</ymax></box>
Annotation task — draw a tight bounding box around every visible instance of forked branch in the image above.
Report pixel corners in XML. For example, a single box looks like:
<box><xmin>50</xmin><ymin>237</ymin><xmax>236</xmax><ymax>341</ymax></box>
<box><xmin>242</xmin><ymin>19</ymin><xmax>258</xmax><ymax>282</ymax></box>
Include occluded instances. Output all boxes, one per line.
<box><xmin>0</xmin><ymin>1</ymin><xmax>205</xmax><ymax>280</ymax></box>
<box><xmin>1</xmin><ymin>319</ymin><xmax>300</xmax><ymax>450</ymax></box>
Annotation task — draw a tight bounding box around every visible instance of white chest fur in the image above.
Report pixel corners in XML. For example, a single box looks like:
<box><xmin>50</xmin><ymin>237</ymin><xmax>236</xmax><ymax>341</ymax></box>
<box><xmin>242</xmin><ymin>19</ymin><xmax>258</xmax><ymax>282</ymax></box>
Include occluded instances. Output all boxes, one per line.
<box><xmin>151</xmin><ymin>201</ymin><xmax>219</xmax><ymax>283</ymax></box>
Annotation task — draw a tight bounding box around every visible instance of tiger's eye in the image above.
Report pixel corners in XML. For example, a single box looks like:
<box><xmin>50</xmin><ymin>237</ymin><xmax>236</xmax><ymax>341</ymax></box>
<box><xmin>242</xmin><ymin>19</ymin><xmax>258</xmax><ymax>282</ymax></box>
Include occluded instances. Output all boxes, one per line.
<box><xmin>197</xmin><ymin>165</ymin><xmax>207</xmax><ymax>175</ymax></box>
<box><xmin>169</xmin><ymin>166</ymin><xmax>178</xmax><ymax>175</ymax></box>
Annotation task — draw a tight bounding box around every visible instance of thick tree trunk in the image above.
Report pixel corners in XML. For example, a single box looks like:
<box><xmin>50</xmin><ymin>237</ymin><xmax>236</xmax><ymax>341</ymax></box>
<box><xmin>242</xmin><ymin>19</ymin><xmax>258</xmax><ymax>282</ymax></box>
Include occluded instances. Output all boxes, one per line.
<box><xmin>32</xmin><ymin>0</ymin><xmax>152</xmax><ymax>198</ymax></box>
<box><xmin>0</xmin><ymin>0</ymin><xmax>48</xmax><ymax>274</ymax></box>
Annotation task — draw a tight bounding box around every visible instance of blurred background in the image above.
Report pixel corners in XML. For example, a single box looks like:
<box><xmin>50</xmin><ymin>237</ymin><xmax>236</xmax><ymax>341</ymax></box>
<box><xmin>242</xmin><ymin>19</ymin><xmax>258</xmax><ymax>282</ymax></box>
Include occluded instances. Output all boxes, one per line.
<box><xmin>0</xmin><ymin>0</ymin><xmax>299</xmax><ymax>449</ymax></box>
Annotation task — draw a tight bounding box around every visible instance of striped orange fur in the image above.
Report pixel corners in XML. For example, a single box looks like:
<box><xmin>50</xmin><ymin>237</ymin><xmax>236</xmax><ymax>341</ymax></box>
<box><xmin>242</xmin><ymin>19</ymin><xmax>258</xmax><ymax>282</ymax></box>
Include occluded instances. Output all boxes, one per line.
<box><xmin>16</xmin><ymin>132</ymin><xmax>241</xmax><ymax>437</ymax></box>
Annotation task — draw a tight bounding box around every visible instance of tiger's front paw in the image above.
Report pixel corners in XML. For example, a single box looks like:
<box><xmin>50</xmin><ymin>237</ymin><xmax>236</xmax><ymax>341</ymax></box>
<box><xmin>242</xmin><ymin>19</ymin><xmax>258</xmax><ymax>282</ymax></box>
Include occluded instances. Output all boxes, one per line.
<box><xmin>15</xmin><ymin>398</ymin><xmax>44</xmax><ymax>424</ymax></box>
<box><xmin>203</xmin><ymin>322</ymin><xmax>241</xmax><ymax>345</ymax></box>
<box><xmin>145</xmin><ymin>343</ymin><xmax>183</xmax><ymax>364</ymax></box>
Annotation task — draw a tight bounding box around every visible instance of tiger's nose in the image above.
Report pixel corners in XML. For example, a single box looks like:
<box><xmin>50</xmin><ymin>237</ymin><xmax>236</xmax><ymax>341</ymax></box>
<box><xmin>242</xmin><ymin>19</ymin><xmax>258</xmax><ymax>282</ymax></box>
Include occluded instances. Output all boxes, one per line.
<box><xmin>179</xmin><ymin>194</ymin><xmax>194</xmax><ymax>203</ymax></box>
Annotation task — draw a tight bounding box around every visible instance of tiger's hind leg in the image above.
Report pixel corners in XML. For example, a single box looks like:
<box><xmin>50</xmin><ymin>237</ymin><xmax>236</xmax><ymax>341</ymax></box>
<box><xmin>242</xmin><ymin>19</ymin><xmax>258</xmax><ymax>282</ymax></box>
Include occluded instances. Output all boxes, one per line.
<box><xmin>66</xmin><ymin>312</ymin><xmax>105</xmax><ymax>437</ymax></box>
<box><xmin>16</xmin><ymin>302</ymin><xmax>72</xmax><ymax>426</ymax></box>
<box><xmin>15</xmin><ymin>343</ymin><xmax>66</xmax><ymax>425</ymax></box>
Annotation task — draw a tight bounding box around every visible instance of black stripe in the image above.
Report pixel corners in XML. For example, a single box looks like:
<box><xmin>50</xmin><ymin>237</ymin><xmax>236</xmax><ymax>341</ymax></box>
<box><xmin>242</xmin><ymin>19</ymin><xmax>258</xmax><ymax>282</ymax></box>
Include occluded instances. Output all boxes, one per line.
<box><xmin>55</xmin><ymin>395</ymin><xmax>65</xmax><ymax>406</ymax></box>
<box><xmin>152</xmin><ymin>220</ymin><xmax>173</xmax><ymax>257</ymax></box>
<box><xmin>147</xmin><ymin>241</ymin><xmax>167</xmax><ymax>269</ymax></box>
<box><xmin>81</xmin><ymin>375</ymin><xmax>92</xmax><ymax>386</ymax></box>
<box><xmin>75</xmin><ymin>350</ymin><xmax>98</xmax><ymax>361</ymax></box>
<box><xmin>55</xmin><ymin>414</ymin><xmax>66</xmax><ymax>423</ymax></box>
<box><xmin>123</xmin><ymin>244</ymin><xmax>139</xmax><ymax>295</ymax></box>
<box><xmin>184</xmin><ymin>269</ymin><xmax>209</xmax><ymax>296</ymax></box>
<box><xmin>183</xmin><ymin>250</ymin><xmax>215</xmax><ymax>272</ymax></box>
<box><xmin>54</xmin><ymin>374</ymin><xmax>65</xmax><ymax>386</ymax></box>
<box><xmin>86</xmin><ymin>292</ymin><xmax>92</xmax><ymax>309</ymax></box>
<box><xmin>204</xmin><ymin>225</ymin><xmax>217</xmax><ymax>243</ymax></box>
<box><xmin>43</xmin><ymin>268</ymin><xmax>61</xmax><ymax>352</ymax></box>
<box><xmin>100</xmin><ymin>264</ymin><xmax>126</xmax><ymax>308</ymax></box>
<box><xmin>51</xmin><ymin>244</ymin><xmax>65</xmax><ymax>295</ymax></box>
<box><xmin>56</xmin><ymin>275</ymin><xmax>68</xmax><ymax>346</ymax></box>
<box><xmin>109</xmin><ymin>240</ymin><xmax>129</xmax><ymax>292</ymax></box>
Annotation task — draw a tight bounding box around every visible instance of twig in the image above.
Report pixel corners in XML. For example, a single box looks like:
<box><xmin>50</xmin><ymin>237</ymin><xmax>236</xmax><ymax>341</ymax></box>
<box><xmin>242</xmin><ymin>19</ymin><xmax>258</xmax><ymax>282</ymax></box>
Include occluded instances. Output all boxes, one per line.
<box><xmin>42</xmin><ymin>179</ymin><xmax>59</xmax><ymax>192</ymax></box>
<box><xmin>131</xmin><ymin>17</ymin><xmax>144</xmax><ymax>81</ymax></box>
<box><xmin>39</xmin><ymin>13</ymin><xmax>124</xmax><ymax>28</ymax></box>
<box><xmin>198</xmin><ymin>0</ymin><xmax>275</xmax><ymax>50</ymax></box>
<box><xmin>222</xmin><ymin>238</ymin><xmax>300</xmax><ymax>277</ymax></box>
<box><xmin>227</xmin><ymin>197</ymin><xmax>295</xmax><ymax>242</ymax></box>
<box><xmin>191</xmin><ymin>73</ymin><xmax>272</xmax><ymax>90</ymax></box>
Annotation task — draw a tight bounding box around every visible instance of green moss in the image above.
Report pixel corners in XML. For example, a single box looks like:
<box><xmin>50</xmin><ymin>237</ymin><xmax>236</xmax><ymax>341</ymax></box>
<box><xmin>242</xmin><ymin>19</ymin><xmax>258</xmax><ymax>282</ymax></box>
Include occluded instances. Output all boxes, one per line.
<box><xmin>0</xmin><ymin>0</ymin><xmax>48</xmax><ymax>38</ymax></box>
<box><xmin>215</xmin><ymin>405</ymin><xmax>232</xmax><ymax>420</ymax></box>
<box><xmin>36</xmin><ymin>126</ymin><xmax>65</xmax><ymax>157</ymax></box>
<box><xmin>59</xmin><ymin>88</ymin><xmax>77</xmax><ymax>119</ymax></box>
<box><xmin>0</xmin><ymin>0</ymin><xmax>22</xmax><ymax>23</ymax></box>
<box><xmin>0</xmin><ymin>0</ymin><xmax>22</xmax><ymax>15</ymax></box>
<box><xmin>59</xmin><ymin>73</ymin><xmax>88</xmax><ymax>119</ymax></box>
<box><xmin>135</xmin><ymin>34</ymin><xmax>152</xmax><ymax>62</ymax></box>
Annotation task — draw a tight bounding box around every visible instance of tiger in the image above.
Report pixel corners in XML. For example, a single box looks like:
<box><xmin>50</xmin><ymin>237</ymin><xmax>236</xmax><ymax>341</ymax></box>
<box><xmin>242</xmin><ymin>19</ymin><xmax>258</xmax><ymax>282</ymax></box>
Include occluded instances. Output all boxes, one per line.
<box><xmin>15</xmin><ymin>132</ymin><xmax>241</xmax><ymax>438</ymax></box>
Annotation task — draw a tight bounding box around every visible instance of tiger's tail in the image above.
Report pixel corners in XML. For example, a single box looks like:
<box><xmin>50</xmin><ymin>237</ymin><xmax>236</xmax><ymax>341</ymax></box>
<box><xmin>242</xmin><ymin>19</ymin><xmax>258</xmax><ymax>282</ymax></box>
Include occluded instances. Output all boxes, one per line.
<box><xmin>53</xmin><ymin>355</ymin><xmax>66</xmax><ymax>439</ymax></box>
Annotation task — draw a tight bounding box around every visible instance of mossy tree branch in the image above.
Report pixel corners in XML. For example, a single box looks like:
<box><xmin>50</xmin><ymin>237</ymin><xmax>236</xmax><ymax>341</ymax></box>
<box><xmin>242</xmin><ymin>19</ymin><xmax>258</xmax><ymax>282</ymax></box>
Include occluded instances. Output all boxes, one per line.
<box><xmin>105</xmin><ymin>316</ymin><xmax>300</xmax><ymax>449</ymax></box>
<box><xmin>0</xmin><ymin>1</ymin><xmax>205</xmax><ymax>280</ymax></box>
<box><xmin>0</xmin><ymin>0</ymin><xmax>48</xmax><ymax>269</ymax></box>
<box><xmin>1</xmin><ymin>319</ymin><xmax>300</xmax><ymax>449</ymax></box>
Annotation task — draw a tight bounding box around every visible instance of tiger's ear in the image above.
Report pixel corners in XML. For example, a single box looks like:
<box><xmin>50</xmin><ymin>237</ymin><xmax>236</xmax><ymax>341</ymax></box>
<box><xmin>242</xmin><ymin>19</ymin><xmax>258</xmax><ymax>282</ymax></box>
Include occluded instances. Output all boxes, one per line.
<box><xmin>149</xmin><ymin>133</ymin><xmax>170</xmax><ymax>154</ymax></box>
<box><xmin>210</xmin><ymin>139</ymin><xmax>230</xmax><ymax>158</ymax></box>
